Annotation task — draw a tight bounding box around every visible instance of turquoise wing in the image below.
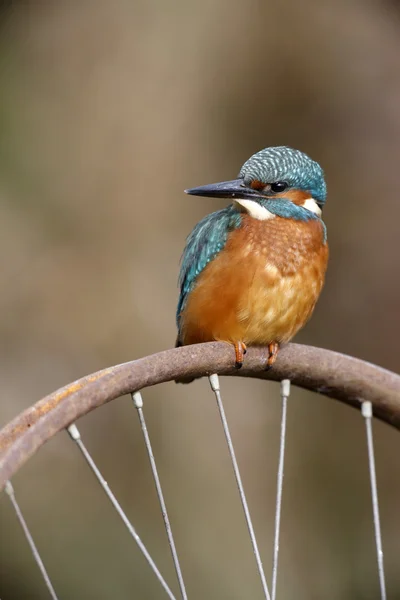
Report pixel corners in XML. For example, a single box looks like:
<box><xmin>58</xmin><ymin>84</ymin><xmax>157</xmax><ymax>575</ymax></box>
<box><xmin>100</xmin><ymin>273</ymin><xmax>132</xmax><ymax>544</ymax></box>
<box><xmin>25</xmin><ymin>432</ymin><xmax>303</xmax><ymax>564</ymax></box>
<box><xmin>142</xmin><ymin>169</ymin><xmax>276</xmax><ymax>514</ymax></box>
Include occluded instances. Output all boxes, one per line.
<box><xmin>176</xmin><ymin>206</ymin><xmax>240</xmax><ymax>337</ymax></box>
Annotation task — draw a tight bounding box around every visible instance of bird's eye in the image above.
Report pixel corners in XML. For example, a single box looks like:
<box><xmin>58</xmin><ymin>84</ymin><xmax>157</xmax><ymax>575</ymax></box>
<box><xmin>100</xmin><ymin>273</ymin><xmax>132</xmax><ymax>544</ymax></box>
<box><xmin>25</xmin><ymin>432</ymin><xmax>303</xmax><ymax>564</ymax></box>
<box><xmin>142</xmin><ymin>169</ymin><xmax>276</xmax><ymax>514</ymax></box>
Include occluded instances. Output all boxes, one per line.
<box><xmin>270</xmin><ymin>182</ymin><xmax>288</xmax><ymax>193</ymax></box>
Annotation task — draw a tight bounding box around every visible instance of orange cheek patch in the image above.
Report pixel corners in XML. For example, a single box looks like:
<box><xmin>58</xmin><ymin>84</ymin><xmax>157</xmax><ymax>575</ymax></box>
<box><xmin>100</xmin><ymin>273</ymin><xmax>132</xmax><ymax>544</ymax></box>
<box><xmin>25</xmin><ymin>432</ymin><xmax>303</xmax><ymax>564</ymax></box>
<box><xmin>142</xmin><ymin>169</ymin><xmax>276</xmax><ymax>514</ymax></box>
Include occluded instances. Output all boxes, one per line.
<box><xmin>250</xmin><ymin>179</ymin><xmax>265</xmax><ymax>190</ymax></box>
<box><xmin>272</xmin><ymin>189</ymin><xmax>310</xmax><ymax>205</ymax></box>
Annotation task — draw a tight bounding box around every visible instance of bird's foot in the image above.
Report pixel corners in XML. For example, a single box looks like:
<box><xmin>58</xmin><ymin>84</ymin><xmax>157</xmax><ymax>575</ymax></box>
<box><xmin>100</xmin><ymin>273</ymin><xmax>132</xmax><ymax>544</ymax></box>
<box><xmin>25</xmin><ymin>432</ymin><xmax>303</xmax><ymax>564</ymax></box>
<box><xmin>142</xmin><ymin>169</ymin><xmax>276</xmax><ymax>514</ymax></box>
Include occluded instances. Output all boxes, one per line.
<box><xmin>266</xmin><ymin>342</ymin><xmax>279</xmax><ymax>370</ymax></box>
<box><xmin>234</xmin><ymin>341</ymin><xmax>247</xmax><ymax>369</ymax></box>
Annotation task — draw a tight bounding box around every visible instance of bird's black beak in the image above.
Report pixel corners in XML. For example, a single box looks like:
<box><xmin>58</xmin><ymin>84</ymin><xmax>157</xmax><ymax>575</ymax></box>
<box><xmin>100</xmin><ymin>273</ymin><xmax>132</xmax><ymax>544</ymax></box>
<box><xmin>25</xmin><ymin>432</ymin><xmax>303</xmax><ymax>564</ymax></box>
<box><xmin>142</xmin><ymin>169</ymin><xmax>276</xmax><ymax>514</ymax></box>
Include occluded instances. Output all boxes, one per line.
<box><xmin>185</xmin><ymin>178</ymin><xmax>265</xmax><ymax>200</ymax></box>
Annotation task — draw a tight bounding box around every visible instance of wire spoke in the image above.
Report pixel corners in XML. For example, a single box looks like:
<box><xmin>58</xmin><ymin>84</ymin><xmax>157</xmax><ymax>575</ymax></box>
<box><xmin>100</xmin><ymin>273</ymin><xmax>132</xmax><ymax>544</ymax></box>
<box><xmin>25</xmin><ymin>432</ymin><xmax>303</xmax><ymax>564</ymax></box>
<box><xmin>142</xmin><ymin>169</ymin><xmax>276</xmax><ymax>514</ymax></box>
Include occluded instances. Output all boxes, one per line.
<box><xmin>271</xmin><ymin>379</ymin><xmax>290</xmax><ymax>600</ymax></box>
<box><xmin>132</xmin><ymin>392</ymin><xmax>188</xmax><ymax>600</ymax></box>
<box><xmin>361</xmin><ymin>402</ymin><xmax>387</xmax><ymax>600</ymax></box>
<box><xmin>5</xmin><ymin>480</ymin><xmax>59</xmax><ymax>600</ymax></box>
<box><xmin>67</xmin><ymin>424</ymin><xmax>177</xmax><ymax>600</ymax></box>
<box><xmin>209</xmin><ymin>374</ymin><xmax>271</xmax><ymax>600</ymax></box>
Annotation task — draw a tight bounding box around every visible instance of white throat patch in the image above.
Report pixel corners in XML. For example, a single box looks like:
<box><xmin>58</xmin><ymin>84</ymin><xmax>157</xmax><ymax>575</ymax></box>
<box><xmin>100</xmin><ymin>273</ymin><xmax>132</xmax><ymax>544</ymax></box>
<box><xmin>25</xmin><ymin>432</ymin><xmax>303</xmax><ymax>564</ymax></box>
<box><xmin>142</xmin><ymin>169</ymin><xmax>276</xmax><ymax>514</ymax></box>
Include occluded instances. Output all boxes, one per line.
<box><xmin>302</xmin><ymin>198</ymin><xmax>322</xmax><ymax>217</ymax></box>
<box><xmin>233</xmin><ymin>199</ymin><xmax>275</xmax><ymax>221</ymax></box>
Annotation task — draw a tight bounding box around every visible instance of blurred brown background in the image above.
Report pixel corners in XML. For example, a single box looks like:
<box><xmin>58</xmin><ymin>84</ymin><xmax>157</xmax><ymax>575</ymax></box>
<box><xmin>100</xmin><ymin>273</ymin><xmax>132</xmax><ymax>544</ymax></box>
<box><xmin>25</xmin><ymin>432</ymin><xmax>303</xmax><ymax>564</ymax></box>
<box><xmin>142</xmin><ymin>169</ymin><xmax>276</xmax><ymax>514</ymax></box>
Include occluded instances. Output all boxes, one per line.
<box><xmin>1</xmin><ymin>1</ymin><xmax>400</xmax><ymax>598</ymax></box>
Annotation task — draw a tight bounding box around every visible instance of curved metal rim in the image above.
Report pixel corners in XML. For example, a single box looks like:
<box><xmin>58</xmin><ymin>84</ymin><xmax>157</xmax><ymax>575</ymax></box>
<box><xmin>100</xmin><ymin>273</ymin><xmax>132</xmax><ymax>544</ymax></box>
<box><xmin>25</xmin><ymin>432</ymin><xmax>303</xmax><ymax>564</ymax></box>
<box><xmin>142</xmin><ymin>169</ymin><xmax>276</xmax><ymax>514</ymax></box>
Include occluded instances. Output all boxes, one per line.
<box><xmin>1</xmin><ymin>342</ymin><xmax>400</xmax><ymax>490</ymax></box>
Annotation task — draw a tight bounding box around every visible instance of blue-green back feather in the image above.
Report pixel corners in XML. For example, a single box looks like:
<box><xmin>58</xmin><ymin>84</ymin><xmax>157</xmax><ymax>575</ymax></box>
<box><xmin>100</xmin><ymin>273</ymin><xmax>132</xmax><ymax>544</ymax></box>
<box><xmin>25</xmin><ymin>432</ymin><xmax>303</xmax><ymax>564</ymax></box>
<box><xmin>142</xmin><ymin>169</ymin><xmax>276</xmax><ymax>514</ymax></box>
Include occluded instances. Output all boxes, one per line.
<box><xmin>176</xmin><ymin>206</ymin><xmax>241</xmax><ymax>331</ymax></box>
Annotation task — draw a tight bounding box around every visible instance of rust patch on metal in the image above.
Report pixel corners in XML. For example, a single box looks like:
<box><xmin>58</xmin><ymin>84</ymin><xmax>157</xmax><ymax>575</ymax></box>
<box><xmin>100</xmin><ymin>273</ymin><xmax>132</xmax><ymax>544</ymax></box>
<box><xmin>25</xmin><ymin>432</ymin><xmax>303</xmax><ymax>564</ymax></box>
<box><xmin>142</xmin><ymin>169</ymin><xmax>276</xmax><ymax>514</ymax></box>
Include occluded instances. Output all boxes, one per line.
<box><xmin>0</xmin><ymin>368</ymin><xmax>114</xmax><ymax>453</ymax></box>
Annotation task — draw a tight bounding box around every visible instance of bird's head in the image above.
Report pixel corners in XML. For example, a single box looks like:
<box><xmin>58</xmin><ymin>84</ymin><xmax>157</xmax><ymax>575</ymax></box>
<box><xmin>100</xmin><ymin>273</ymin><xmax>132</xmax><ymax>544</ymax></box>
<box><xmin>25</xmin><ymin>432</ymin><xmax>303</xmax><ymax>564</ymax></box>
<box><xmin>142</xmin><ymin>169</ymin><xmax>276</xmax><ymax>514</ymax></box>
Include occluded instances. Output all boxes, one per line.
<box><xmin>185</xmin><ymin>146</ymin><xmax>326</xmax><ymax>221</ymax></box>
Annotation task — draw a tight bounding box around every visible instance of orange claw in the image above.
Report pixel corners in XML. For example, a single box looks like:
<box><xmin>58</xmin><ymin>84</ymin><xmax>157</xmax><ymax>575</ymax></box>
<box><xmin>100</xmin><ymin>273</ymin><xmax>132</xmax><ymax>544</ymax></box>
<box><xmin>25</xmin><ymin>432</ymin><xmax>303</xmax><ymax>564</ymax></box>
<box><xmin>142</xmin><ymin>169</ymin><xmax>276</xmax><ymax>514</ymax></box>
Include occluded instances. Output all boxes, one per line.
<box><xmin>267</xmin><ymin>342</ymin><xmax>279</xmax><ymax>368</ymax></box>
<box><xmin>234</xmin><ymin>341</ymin><xmax>247</xmax><ymax>369</ymax></box>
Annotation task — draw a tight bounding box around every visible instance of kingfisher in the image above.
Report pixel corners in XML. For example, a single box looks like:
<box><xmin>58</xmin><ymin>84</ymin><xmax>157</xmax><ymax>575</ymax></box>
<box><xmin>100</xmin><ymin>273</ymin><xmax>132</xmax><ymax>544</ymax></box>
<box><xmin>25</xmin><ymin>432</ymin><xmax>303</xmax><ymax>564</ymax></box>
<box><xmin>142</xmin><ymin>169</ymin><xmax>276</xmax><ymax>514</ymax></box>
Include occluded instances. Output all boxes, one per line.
<box><xmin>176</xmin><ymin>146</ymin><xmax>328</xmax><ymax>370</ymax></box>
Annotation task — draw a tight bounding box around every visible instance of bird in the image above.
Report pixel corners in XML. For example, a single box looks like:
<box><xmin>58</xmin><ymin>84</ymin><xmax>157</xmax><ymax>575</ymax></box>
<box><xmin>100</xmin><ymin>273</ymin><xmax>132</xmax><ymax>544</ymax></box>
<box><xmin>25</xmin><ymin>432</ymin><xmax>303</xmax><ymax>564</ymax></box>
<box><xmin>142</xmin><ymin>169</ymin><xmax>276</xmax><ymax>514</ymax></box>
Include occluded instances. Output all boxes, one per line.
<box><xmin>176</xmin><ymin>146</ymin><xmax>328</xmax><ymax>371</ymax></box>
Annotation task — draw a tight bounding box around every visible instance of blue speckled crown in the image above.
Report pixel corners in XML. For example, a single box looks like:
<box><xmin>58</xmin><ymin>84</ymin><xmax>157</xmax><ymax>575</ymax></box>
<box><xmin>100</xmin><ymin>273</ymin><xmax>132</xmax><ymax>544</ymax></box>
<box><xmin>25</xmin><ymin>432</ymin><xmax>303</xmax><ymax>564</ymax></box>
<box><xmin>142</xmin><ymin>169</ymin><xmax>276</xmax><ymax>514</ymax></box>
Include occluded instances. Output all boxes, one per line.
<box><xmin>239</xmin><ymin>146</ymin><xmax>327</xmax><ymax>205</ymax></box>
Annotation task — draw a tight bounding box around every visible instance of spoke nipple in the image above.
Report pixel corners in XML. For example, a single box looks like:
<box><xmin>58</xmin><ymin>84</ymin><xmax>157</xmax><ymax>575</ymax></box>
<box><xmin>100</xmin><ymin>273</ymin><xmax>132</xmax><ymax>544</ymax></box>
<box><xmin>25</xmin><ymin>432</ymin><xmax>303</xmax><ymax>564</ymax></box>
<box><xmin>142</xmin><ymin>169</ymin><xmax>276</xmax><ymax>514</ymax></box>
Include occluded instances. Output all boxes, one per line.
<box><xmin>361</xmin><ymin>401</ymin><xmax>372</xmax><ymax>419</ymax></box>
<box><xmin>281</xmin><ymin>379</ymin><xmax>291</xmax><ymax>397</ymax></box>
<box><xmin>4</xmin><ymin>480</ymin><xmax>13</xmax><ymax>496</ymax></box>
<box><xmin>67</xmin><ymin>424</ymin><xmax>81</xmax><ymax>440</ymax></box>
<box><xmin>132</xmin><ymin>392</ymin><xmax>144</xmax><ymax>408</ymax></box>
<box><xmin>209</xmin><ymin>374</ymin><xmax>220</xmax><ymax>392</ymax></box>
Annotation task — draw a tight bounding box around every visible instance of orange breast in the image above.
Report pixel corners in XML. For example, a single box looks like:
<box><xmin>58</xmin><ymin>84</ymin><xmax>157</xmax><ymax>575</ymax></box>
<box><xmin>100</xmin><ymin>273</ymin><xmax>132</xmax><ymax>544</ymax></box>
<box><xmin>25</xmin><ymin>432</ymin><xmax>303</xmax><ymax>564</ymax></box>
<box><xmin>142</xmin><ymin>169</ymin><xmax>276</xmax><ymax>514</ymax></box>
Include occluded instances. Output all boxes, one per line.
<box><xmin>179</xmin><ymin>215</ymin><xmax>328</xmax><ymax>346</ymax></box>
